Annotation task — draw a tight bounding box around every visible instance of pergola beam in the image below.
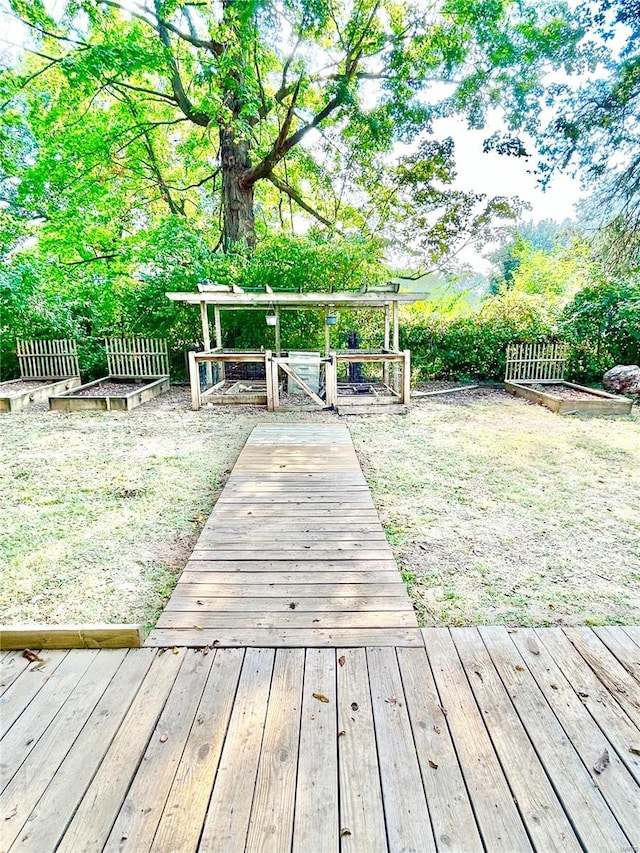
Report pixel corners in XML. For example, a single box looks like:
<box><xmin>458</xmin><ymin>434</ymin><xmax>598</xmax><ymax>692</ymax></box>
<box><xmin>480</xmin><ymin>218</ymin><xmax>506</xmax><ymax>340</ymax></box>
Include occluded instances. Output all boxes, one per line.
<box><xmin>167</xmin><ymin>291</ymin><xmax>429</xmax><ymax>308</ymax></box>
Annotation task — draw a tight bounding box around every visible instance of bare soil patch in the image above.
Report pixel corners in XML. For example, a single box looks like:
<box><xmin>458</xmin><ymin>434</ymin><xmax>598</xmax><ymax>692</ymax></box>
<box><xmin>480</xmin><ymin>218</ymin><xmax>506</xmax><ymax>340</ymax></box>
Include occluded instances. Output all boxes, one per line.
<box><xmin>532</xmin><ymin>383</ymin><xmax>609</xmax><ymax>400</ymax></box>
<box><xmin>0</xmin><ymin>380</ymin><xmax>53</xmax><ymax>394</ymax></box>
<box><xmin>71</xmin><ymin>381</ymin><xmax>150</xmax><ymax>396</ymax></box>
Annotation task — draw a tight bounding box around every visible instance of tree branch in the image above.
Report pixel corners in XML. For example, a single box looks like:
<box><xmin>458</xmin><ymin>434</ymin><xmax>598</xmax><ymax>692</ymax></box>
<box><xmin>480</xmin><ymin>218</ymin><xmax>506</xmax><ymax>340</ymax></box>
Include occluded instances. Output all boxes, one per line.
<box><xmin>267</xmin><ymin>172</ymin><xmax>334</xmax><ymax>227</ymax></box>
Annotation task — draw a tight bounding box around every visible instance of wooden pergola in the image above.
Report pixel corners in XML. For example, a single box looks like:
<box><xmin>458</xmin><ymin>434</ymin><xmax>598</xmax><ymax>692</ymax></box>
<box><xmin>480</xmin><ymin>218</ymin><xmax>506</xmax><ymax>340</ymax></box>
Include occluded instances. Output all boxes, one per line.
<box><xmin>166</xmin><ymin>287</ymin><xmax>431</xmax><ymax>411</ymax></box>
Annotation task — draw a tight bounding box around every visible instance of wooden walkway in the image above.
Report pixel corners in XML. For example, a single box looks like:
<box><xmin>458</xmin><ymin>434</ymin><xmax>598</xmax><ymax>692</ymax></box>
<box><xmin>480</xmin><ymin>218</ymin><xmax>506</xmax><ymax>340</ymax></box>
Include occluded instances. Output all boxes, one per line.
<box><xmin>1</xmin><ymin>627</ymin><xmax>639</xmax><ymax>851</ymax></box>
<box><xmin>146</xmin><ymin>424</ymin><xmax>421</xmax><ymax>648</ymax></box>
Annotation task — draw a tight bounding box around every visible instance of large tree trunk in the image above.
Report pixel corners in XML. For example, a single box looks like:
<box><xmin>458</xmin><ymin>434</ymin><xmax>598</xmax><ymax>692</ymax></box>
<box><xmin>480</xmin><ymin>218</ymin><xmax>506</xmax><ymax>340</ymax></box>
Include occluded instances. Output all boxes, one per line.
<box><xmin>220</xmin><ymin>126</ymin><xmax>255</xmax><ymax>252</ymax></box>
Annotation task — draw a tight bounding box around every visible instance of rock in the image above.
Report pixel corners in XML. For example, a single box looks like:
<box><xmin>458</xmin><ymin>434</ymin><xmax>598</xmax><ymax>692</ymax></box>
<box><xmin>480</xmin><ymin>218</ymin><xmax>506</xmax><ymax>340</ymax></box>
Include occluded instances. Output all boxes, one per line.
<box><xmin>602</xmin><ymin>365</ymin><xmax>640</xmax><ymax>395</ymax></box>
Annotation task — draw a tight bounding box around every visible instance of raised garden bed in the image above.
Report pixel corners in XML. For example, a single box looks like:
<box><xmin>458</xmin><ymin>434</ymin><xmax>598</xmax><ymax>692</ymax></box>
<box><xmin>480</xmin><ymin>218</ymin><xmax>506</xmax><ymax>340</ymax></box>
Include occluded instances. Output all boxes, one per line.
<box><xmin>505</xmin><ymin>380</ymin><xmax>632</xmax><ymax>415</ymax></box>
<box><xmin>49</xmin><ymin>376</ymin><xmax>170</xmax><ymax>412</ymax></box>
<box><xmin>201</xmin><ymin>379</ymin><xmax>267</xmax><ymax>406</ymax></box>
<box><xmin>0</xmin><ymin>377</ymin><xmax>81</xmax><ymax>413</ymax></box>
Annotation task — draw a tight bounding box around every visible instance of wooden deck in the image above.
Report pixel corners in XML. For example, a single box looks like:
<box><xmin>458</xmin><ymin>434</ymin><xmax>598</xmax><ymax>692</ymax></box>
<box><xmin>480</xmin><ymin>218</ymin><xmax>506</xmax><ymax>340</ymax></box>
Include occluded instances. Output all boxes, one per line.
<box><xmin>146</xmin><ymin>424</ymin><xmax>421</xmax><ymax>648</ymax></box>
<box><xmin>0</xmin><ymin>627</ymin><xmax>638</xmax><ymax>851</ymax></box>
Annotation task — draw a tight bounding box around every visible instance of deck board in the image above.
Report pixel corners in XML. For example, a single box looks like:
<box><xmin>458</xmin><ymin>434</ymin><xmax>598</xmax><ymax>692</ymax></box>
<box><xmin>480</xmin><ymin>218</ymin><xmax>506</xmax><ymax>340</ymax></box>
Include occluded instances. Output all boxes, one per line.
<box><xmin>1</xmin><ymin>629</ymin><xmax>638</xmax><ymax>851</ymax></box>
<box><xmin>146</xmin><ymin>424</ymin><xmax>419</xmax><ymax>648</ymax></box>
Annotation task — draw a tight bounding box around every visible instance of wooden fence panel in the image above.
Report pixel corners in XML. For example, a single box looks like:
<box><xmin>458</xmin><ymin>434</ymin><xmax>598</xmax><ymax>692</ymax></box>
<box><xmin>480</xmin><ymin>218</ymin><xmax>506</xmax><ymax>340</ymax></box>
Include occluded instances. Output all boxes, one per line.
<box><xmin>505</xmin><ymin>342</ymin><xmax>567</xmax><ymax>382</ymax></box>
<box><xmin>17</xmin><ymin>339</ymin><xmax>80</xmax><ymax>379</ymax></box>
<box><xmin>106</xmin><ymin>338</ymin><xmax>169</xmax><ymax>377</ymax></box>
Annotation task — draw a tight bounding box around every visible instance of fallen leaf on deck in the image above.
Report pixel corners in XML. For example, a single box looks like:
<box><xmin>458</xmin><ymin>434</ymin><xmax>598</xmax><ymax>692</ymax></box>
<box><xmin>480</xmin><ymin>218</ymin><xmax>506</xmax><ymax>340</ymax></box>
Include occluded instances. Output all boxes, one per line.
<box><xmin>428</xmin><ymin>760</ymin><xmax>438</xmax><ymax>770</ymax></box>
<box><xmin>340</xmin><ymin>828</ymin><xmax>352</xmax><ymax>838</ymax></box>
<box><xmin>351</xmin><ymin>702</ymin><xmax>359</xmax><ymax>712</ymax></box>
<box><xmin>172</xmin><ymin>647</ymin><xmax>180</xmax><ymax>655</ymax></box>
<box><xmin>289</xmin><ymin>602</ymin><xmax>297</xmax><ymax>610</ymax></box>
<box><xmin>313</xmin><ymin>693</ymin><xmax>330</xmax><ymax>703</ymax></box>
<box><xmin>515</xmin><ymin>665</ymin><xmax>525</xmax><ymax>672</ymax></box>
<box><xmin>629</xmin><ymin>745</ymin><xmax>640</xmax><ymax>756</ymax></box>
<box><xmin>338</xmin><ymin>730</ymin><xmax>346</xmax><ymax>737</ymax></box>
<box><xmin>196</xmin><ymin>600</ymin><xmax>204</xmax><ymax>605</ymax></box>
<box><xmin>550</xmin><ymin>684</ymin><xmax>558</xmax><ymax>690</ymax></box>
<box><xmin>312</xmin><ymin>618</ymin><xmax>320</xmax><ymax>623</ymax></box>
<box><xmin>433</xmin><ymin>725</ymin><xmax>441</xmax><ymax>734</ymax></box>
<box><xmin>193</xmin><ymin>625</ymin><xmax>203</xmax><ymax>631</ymax></box>
<box><xmin>593</xmin><ymin>749</ymin><xmax>609</xmax><ymax>774</ymax></box>
<box><xmin>473</xmin><ymin>670</ymin><xmax>483</xmax><ymax>682</ymax></box>
<box><xmin>338</xmin><ymin>655</ymin><xmax>346</xmax><ymax>667</ymax></box>
<box><xmin>160</xmin><ymin>733</ymin><xmax>169</xmax><ymax>743</ymax></box>
<box><xmin>385</xmin><ymin>696</ymin><xmax>399</xmax><ymax>705</ymax></box>
<box><xmin>212</xmin><ymin>639</ymin><xmax>220</xmax><ymax>647</ymax></box>
<box><xmin>577</xmin><ymin>691</ymin><xmax>589</xmax><ymax>698</ymax></box>
<box><xmin>22</xmin><ymin>650</ymin><xmax>43</xmax><ymax>663</ymax></box>
<box><xmin>526</xmin><ymin>638</ymin><xmax>540</xmax><ymax>655</ymax></box>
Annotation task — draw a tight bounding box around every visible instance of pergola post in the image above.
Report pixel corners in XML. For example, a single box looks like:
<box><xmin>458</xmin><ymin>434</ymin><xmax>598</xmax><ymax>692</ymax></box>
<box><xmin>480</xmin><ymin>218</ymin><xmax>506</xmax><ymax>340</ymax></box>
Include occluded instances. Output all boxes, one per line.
<box><xmin>214</xmin><ymin>306</ymin><xmax>225</xmax><ymax>380</ymax></box>
<box><xmin>392</xmin><ymin>300</ymin><xmax>400</xmax><ymax>389</ymax></box>
<box><xmin>324</xmin><ymin>310</ymin><xmax>330</xmax><ymax>356</ymax></box>
<box><xmin>383</xmin><ymin>303</ymin><xmax>390</xmax><ymax>384</ymax></box>
<box><xmin>200</xmin><ymin>301</ymin><xmax>213</xmax><ymax>386</ymax></box>
<box><xmin>188</xmin><ymin>350</ymin><xmax>200</xmax><ymax>411</ymax></box>
<box><xmin>275</xmin><ymin>307</ymin><xmax>281</xmax><ymax>355</ymax></box>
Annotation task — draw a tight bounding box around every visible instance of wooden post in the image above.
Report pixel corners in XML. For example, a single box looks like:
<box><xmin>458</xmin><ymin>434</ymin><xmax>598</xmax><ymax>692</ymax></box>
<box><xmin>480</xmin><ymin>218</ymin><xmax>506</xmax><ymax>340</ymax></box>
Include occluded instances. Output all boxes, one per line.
<box><xmin>265</xmin><ymin>350</ymin><xmax>274</xmax><ymax>411</ymax></box>
<box><xmin>271</xmin><ymin>356</ymin><xmax>280</xmax><ymax>409</ymax></box>
<box><xmin>214</xmin><ymin>306</ymin><xmax>225</xmax><ymax>381</ymax></box>
<box><xmin>325</xmin><ymin>310</ymin><xmax>330</xmax><ymax>356</ymax></box>
<box><xmin>325</xmin><ymin>351</ymin><xmax>337</xmax><ymax>408</ymax></box>
<box><xmin>392</xmin><ymin>301</ymin><xmax>400</xmax><ymax>389</ymax></box>
<box><xmin>188</xmin><ymin>350</ymin><xmax>200</xmax><ymax>411</ymax></box>
<box><xmin>275</xmin><ymin>307</ymin><xmax>281</xmax><ymax>356</ymax></box>
<box><xmin>383</xmin><ymin>304</ymin><xmax>390</xmax><ymax>384</ymax></box>
<box><xmin>200</xmin><ymin>301</ymin><xmax>213</xmax><ymax>386</ymax></box>
<box><xmin>402</xmin><ymin>349</ymin><xmax>411</xmax><ymax>405</ymax></box>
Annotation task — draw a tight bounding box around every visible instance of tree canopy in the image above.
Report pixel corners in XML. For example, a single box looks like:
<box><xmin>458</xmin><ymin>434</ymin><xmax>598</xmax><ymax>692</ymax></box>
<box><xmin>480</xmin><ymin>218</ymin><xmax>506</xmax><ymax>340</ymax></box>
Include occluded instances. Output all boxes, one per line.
<box><xmin>1</xmin><ymin>0</ymin><xmax>589</xmax><ymax>263</ymax></box>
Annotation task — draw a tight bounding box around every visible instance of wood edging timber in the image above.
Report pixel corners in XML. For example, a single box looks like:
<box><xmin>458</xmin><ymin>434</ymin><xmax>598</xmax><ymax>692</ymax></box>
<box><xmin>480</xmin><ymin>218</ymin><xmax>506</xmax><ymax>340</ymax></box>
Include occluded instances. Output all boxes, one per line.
<box><xmin>0</xmin><ymin>624</ymin><xmax>144</xmax><ymax>650</ymax></box>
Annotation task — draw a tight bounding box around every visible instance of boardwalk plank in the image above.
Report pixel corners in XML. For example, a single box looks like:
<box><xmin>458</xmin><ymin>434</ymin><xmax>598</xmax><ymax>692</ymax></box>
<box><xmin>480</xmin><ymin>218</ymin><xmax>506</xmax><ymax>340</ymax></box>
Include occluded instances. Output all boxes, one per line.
<box><xmin>199</xmin><ymin>648</ymin><xmax>275</xmax><ymax>852</ymax></box>
<box><xmin>396</xmin><ymin>646</ymin><xmax>483</xmax><ymax>852</ymax></box>
<box><xmin>336</xmin><ymin>648</ymin><xmax>388</xmax><ymax>853</ymax></box>
<box><xmin>0</xmin><ymin>652</ymin><xmax>31</xmax><ymax>696</ymax></box>
<box><xmin>367</xmin><ymin>647</ymin><xmax>436</xmax><ymax>853</ymax></box>
<box><xmin>9</xmin><ymin>649</ymin><xmax>155</xmax><ymax>853</ymax></box>
<box><xmin>176</xmin><ymin>571</ymin><xmax>401</xmax><ymax>585</ymax></box>
<box><xmin>535</xmin><ymin>628</ymin><xmax>640</xmax><ymax>784</ymax></box>
<box><xmin>592</xmin><ymin>626</ymin><xmax>640</xmax><ymax>684</ymax></box>
<box><xmin>165</xmin><ymin>596</ymin><xmax>414</xmax><ymax>613</ymax></box>
<box><xmin>151</xmin><ymin>648</ymin><xmax>244</xmax><ymax>853</ymax></box>
<box><xmin>622</xmin><ymin>626</ymin><xmax>640</xmax><ymax>648</ymax></box>
<box><xmin>293</xmin><ymin>649</ymin><xmax>339</xmax><ymax>853</ymax></box>
<box><xmin>104</xmin><ymin>649</ymin><xmax>215</xmax><ymax>852</ymax></box>
<box><xmin>57</xmin><ymin>649</ymin><xmax>182</xmax><ymax>853</ymax></box>
<box><xmin>144</xmin><ymin>627</ymin><xmax>425</xmax><ymax>648</ymax></box>
<box><xmin>510</xmin><ymin>628</ymin><xmax>640</xmax><ymax>849</ymax></box>
<box><xmin>563</xmin><ymin>627</ymin><xmax>640</xmax><ymax>727</ymax></box>
<box><xmin>422</xmin><ymin>628</ymin><xmax>532</xmax><ymax>852</ymax></box>
<box><xmin>481</xmin><ymin>626</ymin><xmax>632</xmax><ymax>852</ymax></box>
<box><xmin>0</xmin><ymin>649</ymin><xmax>97</xmax><ymax>791</ymax></box>
<box><xmin>0</xmin><ymin>650</ymin><xmax>68</xmax><ymax>737</ymax></box>
<box><xmin>246</xmin><ymin>649</ymin><xmax>304</xmax><ymax>853</ymax></box>
<box><xmin>163</xmin><ymin>582</ymin><xmax>406</xmax><ymax>598</ymax></box>
<box><xmin>452</xmin><ymin>628</ymin><xmax>581</xmax><ymax>852</ymax></box>
<box><xmin>155</xmin><ymin>610</ymin><xmax>417</xmax><ymax>630</ymax></box>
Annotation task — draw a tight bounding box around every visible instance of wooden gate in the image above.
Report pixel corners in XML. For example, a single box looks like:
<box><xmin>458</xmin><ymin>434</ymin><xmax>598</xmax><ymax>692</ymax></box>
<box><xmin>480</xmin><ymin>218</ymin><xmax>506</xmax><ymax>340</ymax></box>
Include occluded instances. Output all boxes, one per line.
<box><xmin>268</xmin><ymin>355</ymin><xmax>331</xmax><ymax>409</ymax></box>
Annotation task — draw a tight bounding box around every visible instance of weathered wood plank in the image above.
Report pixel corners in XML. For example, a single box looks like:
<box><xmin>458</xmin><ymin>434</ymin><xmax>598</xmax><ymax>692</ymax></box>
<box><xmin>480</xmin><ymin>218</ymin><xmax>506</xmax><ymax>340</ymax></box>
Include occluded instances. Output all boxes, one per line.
<box><xmin>592</xmin><ymin>626</ymin><xmax>640</xmax><ymax>684</ymax></box>
<box><xmin>10</xmin><ymin>650</ymin><xmax>155</xmax><ymax>853</ymax></box>
<box><xmin>367</xmin><ymin>647</ymin><xmax>436</xmax><ymax>853</ymax></box>
<box><xmin>336</xmin><ymin>648</ymin><xmax>388</xmax><ymax>853</ymax></box>
<box><xmin>56</xmin><ymin>649</ymin><xmax>183</xmax><ymax>853</ymax></box>
<box><xmin>189</xmin><ymin>549</ymin><xmax>393</xmax><ymax>561</ymax></box>
<box><xmin>163</xmin><ymin>582</ymin><xmax>406</xmax><ymax>598</ymax></box>
<box><xmin>144</xmin><ymin>627</ymin><xmax>425</xmax><ymax>648</ymax></box>
<box><xmin>0</xmin><ymin>624</ymin><xmax>142</xmax><ymax>650</ymax></box>
<box><xmin>183</xmin><ymin>559</ymin><xmax>398</xmax><ymax>572</ymax></box>
<box><xmin>0</xmin><ymin>651</ymin><xmax>37</xmax><ymax>696</ymax></box>
<box><xmin>151</xmin><ymin>648</ymin><xmax>244</xmax><ymax>853</ymax></box>
<box><xmin>563</xmin><ymin>627</ymin><xmax>640</xmax><ymax>727</ymax></box>
<box><xmin>622</xmin><ymin>626</ymin><xmax>640</xmax><ymax>648</ymax></box>
<box><xmin>480</xmin><ymin>626</ymin><xmax>632</xmax><ymax>852</ymax></box>
<box><xmin>292</xmin><ymin>649</ymin><xmax>339</xmax><ymax>853</ymax></box>
<box><xmin>104</xmin><ymin>649</ymin><xmax>216</xmax><ymax>851</ymax></box>
<box><xmin>1</xmin><ymin>650</ymin><xmax>128</xmax><ymax>851</ymax></box>
<box><xmin>509</xmin><ymin>628</ymin><xmax>640</xmax><ymax>847</ymax></box>
<box><xmin>199</xmin><ymin>648</ymin><xmax>275</xmax><ymax>852</ymax></box>
<box><xmin>396</xmin><ymin>646</ymin><xmax>483</xmax><ymax>852</ymax></box>
<box><xmin>246</xmin><ymin>649</ymin><xmax>304</xmax><ymax>853</ymax></box>
<box><xmin>165</xmin><ymin>596</ymin><xmax>414</xmax><ymax>613</ymax></box>
<box><xmin>422</xmin><ymin>628</ymin><xmax>532</xmax><ymax>851</ymax></box>
<box><xmin>176</xmin><ymin>570</ymin><xmax>402</xmax><ymax>585</ymax></box>
<box><xmin>0</xmin><ymin>650</ymin><xmax>98</xmax><ymax>790</ymax></box>
<box><xmin>0</xmin><ymin>650</ymin><xmax>69</xmax><ymax>736</ymax></box>
<box><xmin>155</xmin><ymin>610</ymin><xmax>417</xmax><ymax>630</ymax></box>
<box><xmin>535</xmin><ymin>628</ymin><xmax>640</xmax><ymax>784</ymax></box>
<box><xmin>452</xmin><ymin>628</ymin><xmax>581</xmax><ymax>852</ymax></box>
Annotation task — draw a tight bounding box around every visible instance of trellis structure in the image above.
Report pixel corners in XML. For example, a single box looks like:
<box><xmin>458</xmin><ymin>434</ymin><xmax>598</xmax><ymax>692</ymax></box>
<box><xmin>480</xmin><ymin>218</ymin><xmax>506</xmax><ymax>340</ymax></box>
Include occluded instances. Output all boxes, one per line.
<box><xmin>17</xmin><ymin>339</ymin><xmax>80</xmax><ymax>380</ymax></box>
<box><xmin>106</xmin><ymin>337</ymin><xmax>169</xmax><ymax>378</ymax></box>
<box><xmin>505</xmin><ymin>341</ymin><xmax>567</xmax><ymax>383</ymax></box>
<box><xmin>168</xmin><ymin>286</ymin><xmax>429</xmax><ymax>412</ymax></box>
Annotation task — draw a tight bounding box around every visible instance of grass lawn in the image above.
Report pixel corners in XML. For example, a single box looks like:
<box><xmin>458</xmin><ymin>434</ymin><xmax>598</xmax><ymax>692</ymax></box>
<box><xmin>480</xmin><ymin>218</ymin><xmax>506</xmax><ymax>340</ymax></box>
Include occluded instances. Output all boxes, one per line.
<box><xmin>1</xmin><ymin>387</ymin><xmax>638</xmax><ymax>631</ymax></box>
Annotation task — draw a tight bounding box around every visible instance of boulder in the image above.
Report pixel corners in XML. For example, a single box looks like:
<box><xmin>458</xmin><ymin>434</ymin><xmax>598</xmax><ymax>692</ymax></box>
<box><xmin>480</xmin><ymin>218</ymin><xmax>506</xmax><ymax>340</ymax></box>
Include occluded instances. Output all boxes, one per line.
<box><xmin>602</xmin><ymin>365</ymin><xmax>640</xmax><ymax>395</ymax></box>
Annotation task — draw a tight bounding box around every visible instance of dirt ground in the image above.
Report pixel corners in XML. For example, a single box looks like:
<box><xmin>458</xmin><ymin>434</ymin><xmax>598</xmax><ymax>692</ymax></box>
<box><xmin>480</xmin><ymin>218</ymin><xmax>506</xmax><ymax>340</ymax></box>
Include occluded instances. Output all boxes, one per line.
<box><xmin>1</xmin><ymin>385</ymin><xmax>638</xmax><ymax>630</ymax></box>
